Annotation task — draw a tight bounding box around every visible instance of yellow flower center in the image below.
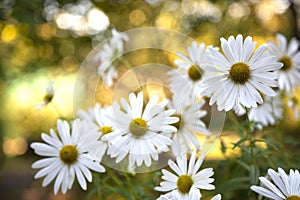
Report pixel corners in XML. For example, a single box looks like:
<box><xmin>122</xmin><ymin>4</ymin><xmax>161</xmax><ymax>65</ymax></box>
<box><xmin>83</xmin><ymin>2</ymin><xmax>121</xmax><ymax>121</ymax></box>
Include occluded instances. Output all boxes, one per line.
<box><xmin>279</xmin><ymin>56</ymin><xmax>293</xmax><ymax>71</ymax></box>
<box><xmin>188</xmin><ymin>65</ymin><xmax>203</xmax><ymax>81</ymax></box>
<box><xmin>100</xmin><ymin>126</ymin><xmax>112</xmax><ymax>134</ymax></box>
<box><xmin>43</xmin><ymin>93</ymin><xmax>53</xmax><ymax>103</ymax></box>
<box><xmin>229</xmin><ymin>62</ymin><xmax>250</xmax><ymax>84</ymax></box>
<box><xmin>292</xmin><ymin>96</ymin><xmax>298</xmax><ymax>105</ymax></box>
<box><xmin>59</xmin><ymin>145</ymin><xmax>78</xmax><ymax>164</ymax></box>
<box><xmin>129</xmin><ymin>118</ymin><xmax>148</xmax><ymax>137</ymax></box>
<box><xmin>172</xmin><ymin>114</ymin><xmax>182</xmax><ymax>130</ymax></box>
<box><xmin>286</xmin><ymin>195</ymin><xmax>300</xmax><ymax>200</ymax></box>
<box><xmin>177</xmin><ymin>174</ymin><xmax>193</xmax><ymax>194</ymax></box>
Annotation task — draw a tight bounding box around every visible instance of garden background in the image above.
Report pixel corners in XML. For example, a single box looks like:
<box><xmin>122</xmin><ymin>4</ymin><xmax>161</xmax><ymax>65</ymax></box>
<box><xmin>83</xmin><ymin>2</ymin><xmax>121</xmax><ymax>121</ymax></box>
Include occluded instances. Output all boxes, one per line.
<box><xmin>0</xmin><ymin>0</ymin><xmax>299</xmax><ymax>199</ymax></box>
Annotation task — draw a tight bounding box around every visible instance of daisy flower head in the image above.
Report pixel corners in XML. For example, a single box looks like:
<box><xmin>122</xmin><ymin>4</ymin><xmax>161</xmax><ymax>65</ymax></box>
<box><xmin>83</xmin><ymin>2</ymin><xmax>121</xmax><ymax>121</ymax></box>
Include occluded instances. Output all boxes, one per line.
<box><xmin>168</xmin><ymin>41</ymin><xmax>213</xmax><ymax>99</ymax></box>
<box><xmin>249</xmin><ymin>94</ymin><xmax>283</xmax><ymax>130</ymax></box>
<box><xmin>35</xmin><ymin>81</ymin><xmax>55</xmax><ymax>110</ymax></box>
<box><xmin>251</xmin><ymin>167</ymin><xmax>300</xmax><ymax>200</ymax></box>
<box><xmin>158</xmin><ymin>192</ymin><xmax>221</xmax><ymax>200</ymax></box>
<box><xmin>167</xmin><ymin>95</ymin><xmax>210</xmax><ymax>157</ymax></box>
<box><xmin>203</xmin><ymin>34</ymin><xmax>282</xmax><ymax>112</ymax></box>
<box><xmin>102</xmin><ymin>91</ymin><xmax>179</xmax><ymax>168</ymax></box>
<box><xmin>95</xmin><ymin>29</ymin><xmax>128</xmax><ymax>87</ymax></box>
<box><xmin>268</xmin><ymin>34</ymin><xmax>300</xmax><ymax>93</ymax></box>
<box><xmin>31</xmin><ymin>119</ymin><xmax>105</xmax><ymax>194</ymax></box>
<box><xmin>155</xmin><ymin>151</ymin><xmax>215</xmax><ymax>200</ymax></box>
<box><xmin>287</xmin><ymin>94</ymin><xmax>300</xmax><ymax>120</ymax></box>
<box><xmin>77</xmin><ymin>103</ymin><xmax>115</xmax><ymax>160</ymax></box>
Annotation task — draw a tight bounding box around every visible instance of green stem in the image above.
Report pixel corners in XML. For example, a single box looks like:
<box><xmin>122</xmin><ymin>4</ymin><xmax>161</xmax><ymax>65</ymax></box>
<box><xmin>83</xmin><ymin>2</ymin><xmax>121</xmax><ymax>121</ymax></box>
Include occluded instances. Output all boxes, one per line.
<box><xmin>270</xmin><ymin>97</ymin><xmax>284</xmax><ymax>148</ymax></box>
<box><xmin>118</xmin><ymin>57</ymin><xmax>143</xmax><ymax>89</ymax></box>
<box><xmin>123</xmin><ymin>171</ymin><xmax>139</xmax><ymax>200</ymax></box>
<box><xmin>245</xmin><ymin>107</ymin><xmax>256</xmax><ymax>165</ymax></box>
<box><xmin>92</xmin><ymin>173</ymin><xmax>103</xmax><ymax>199</ymax></box>
<box><xmin>106</xmin><ymin>168</ymin><xmax>123</xmax><ymax>187</ymax></box>
<box><xmin>50</xmin><ymin>103</ymin><xmax>65</xmax><ymax>119</ymax></box>
<box><xmin>270</xmin><ymin>97</ymin><xmax>292</xmax><ymax>167</ymax></box>
<box><xmin>228</xmin><ymin>111</ymin><xmax>244</xmax><ymax>135</ymax></box>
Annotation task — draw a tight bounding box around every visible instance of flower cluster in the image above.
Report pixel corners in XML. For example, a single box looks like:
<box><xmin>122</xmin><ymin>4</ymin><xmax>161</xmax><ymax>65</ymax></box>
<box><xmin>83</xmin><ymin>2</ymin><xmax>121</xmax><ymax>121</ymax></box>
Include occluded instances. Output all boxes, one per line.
<box><xmin>31</xmin><ymin>32</ymin><xmax>300</xmax><ymax>199</ymax></box>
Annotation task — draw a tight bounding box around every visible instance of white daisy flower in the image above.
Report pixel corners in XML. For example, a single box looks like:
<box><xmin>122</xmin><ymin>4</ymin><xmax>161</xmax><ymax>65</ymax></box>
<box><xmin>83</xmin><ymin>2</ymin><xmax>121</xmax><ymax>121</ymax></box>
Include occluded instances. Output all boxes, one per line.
<box><xmin>167</xmin><ymin>96</ymin><xmax>210</xmax><ymax>157</ymax></box>
<box><xmin>251</xmin><ymin>167</ymin><xmax>300</xmax><ymax>200</ymax></box>
<box><xmin>287</xmin><ymin>94</ymin><xmax>300</xmax><ymax>120</ymax></box>
<box><xmin>31</xmin><ymin>119</ymin><xmax>105</xmax><ymax>194</ymax></box>
<box><xmin>155</xmin><ymin>151</ymin><xmax>215</xmax><ymax>200</ymax></box>
<box><xmin>268</xmin><ymin>34</ymin><xmax>300</xmax><ymax>93</ymax></box>
<box><xmin>95</xmin><ymin>43</ymin><xmax>119</xmax><ymax>87</ymax></box>
<box><xmin>233</xmin><ymin>103</ymin><xmax>247</xmax><ymax>116</ymax></box>
<box><xmin>168</xmin><ymin>41</ymin><xmax>213</xmax><ymax>99</ymax></box>
<box><xmin>77</xmin><ymin>103</ymin><xmax>115</xmax><ymax>160</ymax></box>
<box><xmin>102</xmin><ymin>92</ymin><xmax>178</xmax><ymax>167</ymax></box>
<box><xmin>35</xmin><ymin>81</ymin><xmax>55</xmax><ymax>110</ymax></box>
<box><xmin>211</xmin><ymin>194</ymin><xmax>222</xmax><ymax>200</ymax></box>
<box><xmin>95</xmin><ymin>29</ymin><xmax>128</xmax><ymax>87</ymax></box>
<box><xmin>110</xmin><ymin>28</ymin><xmax>129</xmax><ymax>53</ymax></box>
<box><xmin>249</xmin><ymin>94</ymin><xmax>283</xmax><ymax>130</ymax></box>
<box><xmin>202</xmin><ymin>34</ymin><xmax>282</xmax><ymax>112</ymax></box>
<box><xmin>158</xmin><ymin>192</ymin><xmax>221</xmax><ymax>200</ymax></box>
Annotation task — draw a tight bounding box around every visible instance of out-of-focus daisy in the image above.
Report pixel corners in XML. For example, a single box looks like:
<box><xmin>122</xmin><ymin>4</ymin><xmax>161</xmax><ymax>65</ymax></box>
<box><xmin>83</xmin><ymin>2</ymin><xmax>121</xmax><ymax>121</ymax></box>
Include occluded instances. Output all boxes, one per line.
<box><xmin>95</xmin><ymin>29</ymin><xmax>128</xmax><ymax>87</ymax></box>
<box><xmin>249</xmin><ymin>94</ymin><xmax>283</xmax><ymax>130</ymax></box>
<box><xmin>102</xmin><ymin>92</ymin><xmax>178</xmax><ymax>167</ymax></box>
<box><xmin>96</xmin><ymin>43</ymin><xmax>119</xmax><ymax>87</ymax></box>
<box><xmin>202</xmin><ymin>34</ymin><xmax>282</xmax><ymax>112</ymax></box>
<box><xmin>268</xmin><ymin>34</ymin><xmax>300</xmax><ymax>93</ymax></box>
<box><xmin>31</xmin><ymin>119</ymin><xmax>105</xmax><ymax>194</ymax></box>
<box><xmin>35</xmin><ymin>81</ymin><xmax>54</xmax><ymax>110</ymax></box>
<box><xmin>110</xmin><ymin>28</ymin><xmax>129</xmax><ymax>53</ymax></box>
<box><xmin>77</xmin><ymin>103</ymin><xmax>115</xmax><ymax>160</ymax></box>
<box><xmin>155</xmin><ymin>151</ymin><xmax>215</xmax><ymax>199</ymax></box>
<box><xmin>167</xmin><ymin>96</ymin><xmax>210</xmax><ymax>157</ymax></box>
<box><xmin>286</xmin><ymin>91</ymin><xmax>300</xmax><ymax>121</ymax></box>
<box><xmin>168</xmin><ymin>41</ymin><xmax>213</xmax><ymax>99</ymax></box>
<box><xmin>251</xmin><ymin>167</ymin><xmax>300</xmax><ymax>200</ymax></box>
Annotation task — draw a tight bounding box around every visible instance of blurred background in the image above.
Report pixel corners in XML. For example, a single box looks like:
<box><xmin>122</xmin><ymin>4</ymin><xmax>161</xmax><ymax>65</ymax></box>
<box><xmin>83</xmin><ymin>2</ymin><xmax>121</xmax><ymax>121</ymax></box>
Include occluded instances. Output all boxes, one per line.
<box><xmin>0</xmin><ymin>0</ymin><xmax>299</xmax><ymax>199</ymax></box>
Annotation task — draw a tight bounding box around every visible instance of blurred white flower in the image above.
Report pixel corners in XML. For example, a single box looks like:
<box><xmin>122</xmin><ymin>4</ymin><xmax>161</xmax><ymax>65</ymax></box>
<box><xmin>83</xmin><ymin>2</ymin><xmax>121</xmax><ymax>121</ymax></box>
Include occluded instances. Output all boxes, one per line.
<box><xmin>31</xmin><ymin>119</ymin><xmax>105</xmax><ymax>194</ymax></box>
<box><xmin>77</xmin><ymin>103</ymin><xmax>115</xmax><ymax>160</ymax></box>
<box><xmin>287</xmin><ymin>94</ymin><xmax>300</xmax><ymax>121</ymax></box>
<box><xmin>203</xmin><ymin>34</ymin><xmax>282</xmax><ymax>111</ymax></box>
<box><xmin>95</xmin><ymin>29</ymin><xmax>128</xmax><ymax>87</ymax></box>
<box><xmin>168</xmin><ymin>41</ymin><xmax>213</xmax><ymax>99</ymax></box>
<box><xmin>158</xmin><ymin>192</ymin><xmax>221</xmax><ymax>200</ymax></box>
<box><xmin>167</xmin><ymin>96</ymin><xmax>209</xmax><ymax>157</ymax></box>
<box><xmin>35</xmin><ymin>81</ymin><xmax>54</xmax><ymax>110</ymax></box>
<box><xmin>155</xmin><ymin>151</ymin><xmax>215</xmax><ymax>200</ymax></box>
<box><xmin>249</xmin><ymin>94</ymin><xmax>283</xmax><ymax>130</ymax></box>
<box><xmin>268</xmin><ymin>34</ymin><xmax>300</xmax><ymax>93</ymax></box>
<box><xmin>102</xmin><ymin>92</ymin><xmax>178</xmax><ymax>167</ymax></box>
<box><xmin>110</xmin><ymin>28</ymin><xmax>129</xmax><ymax>53</ymax></box>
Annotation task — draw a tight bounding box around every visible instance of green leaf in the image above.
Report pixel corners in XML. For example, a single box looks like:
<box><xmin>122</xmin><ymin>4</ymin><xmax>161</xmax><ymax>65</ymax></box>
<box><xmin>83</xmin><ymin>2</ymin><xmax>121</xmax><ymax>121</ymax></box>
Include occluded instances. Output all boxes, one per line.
<box><xmin>232</xmin><ymin>137</ymin><xmax>248</xmax><ymax>149</ymax></box>
<box><xmin>220</xmin><ymin>139</ymin><xmax>227</xmax><ymax>154</ymax></box>
<box><xmin>217</xmin><ymin>176</ymin><xmax>250</xmax><ymax>192</ymax></box>
<box><xmin>249</xmin><ymin>164</ymin><xmax>260</xmax><ymax>185</ymax></box>
<box><xmin>249</xmin><ymin>122</ymin><xmax>256</xmax><ymax>132</ymax></box>
<box><xmin>235</xmin><ymin>159</ymin><xmax>250</xmax><ymax>171</ymax></box>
